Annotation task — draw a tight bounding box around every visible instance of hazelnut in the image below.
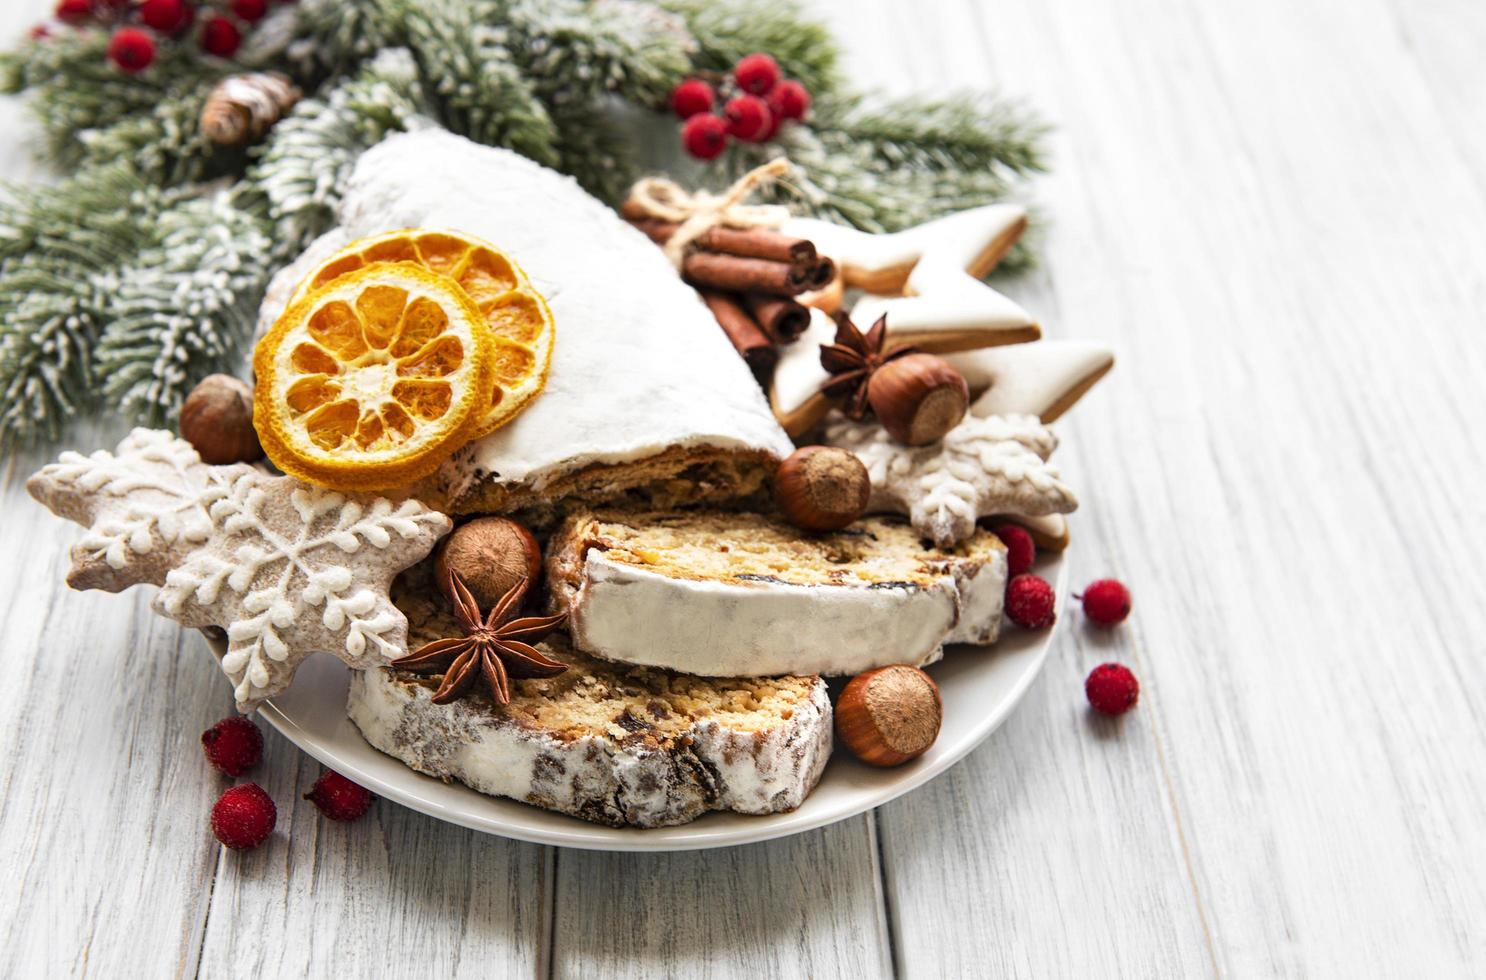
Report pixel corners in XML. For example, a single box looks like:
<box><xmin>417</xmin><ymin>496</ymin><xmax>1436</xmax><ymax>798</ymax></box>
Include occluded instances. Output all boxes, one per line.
<box><xmin>866</xmin><ymin>353</ymin><xmax>969</xmax><ymax>445</ymax></box>
<box><xmin>180</xmin><ymin>374</ymin><xmax>263</xmax><ymax>464</ymax></box>
<box><xmin>772</xmin><ymin>446</ymin><xmax>871</xmax><ymax>531</ymax></box>
<box><xmin>435</xmin><ymin>517</ymin><xmax>543</xmax><ymax>608</ymax></box>
<box><xmin>835</xmin><ymin>665</ymin><xmax>943</xmax><ymax>767</ymax></box>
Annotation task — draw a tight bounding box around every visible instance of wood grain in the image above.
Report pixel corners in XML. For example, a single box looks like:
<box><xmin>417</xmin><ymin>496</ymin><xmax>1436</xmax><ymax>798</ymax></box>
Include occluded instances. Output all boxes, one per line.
<box><xmin>5</xmin><ymin>0</ymin><xmax>1486</xmax><ymax>975</ymax></box>
<box><xmin>0</xmin><ymin>427</ymin><xmax>225</xmax><ymax>978</ymax></box>
<box><xmin>551</xmin><ymin>820</ymin><xmax>892</xmax><ymax>979</ymax></box>
<box><xmin>195</xmin><ymin>734</ymin><xmax>551</xmax><ymax>979</ymax></box>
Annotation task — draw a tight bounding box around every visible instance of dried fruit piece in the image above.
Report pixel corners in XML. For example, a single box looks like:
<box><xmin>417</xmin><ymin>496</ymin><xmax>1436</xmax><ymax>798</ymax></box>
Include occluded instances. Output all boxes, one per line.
<box><xmin>254</xmin><ymin>263</ymin><xmax>493</xmax><ymax>490</ymax></box>
<box><xmin>288</xmin><ymin>228</ymin><xmax>555</xmax><ymax>440</ymax></box>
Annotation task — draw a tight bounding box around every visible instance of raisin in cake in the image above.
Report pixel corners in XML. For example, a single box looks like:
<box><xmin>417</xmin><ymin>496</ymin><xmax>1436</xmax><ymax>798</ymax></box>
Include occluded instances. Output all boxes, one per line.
<box><xmin>547</xmin><ymin>510</ymin><xmax>1008</xmax><ymax>678</ymax></box>
<box><xmin>259</xmin><ymin>130</ymin><xmax>795</xmax><ymax>521</ymax></box>
<box><xmin>347</xmin><ymin>587</ymin><xmax>831</xmax><ymax>828</ymax></box>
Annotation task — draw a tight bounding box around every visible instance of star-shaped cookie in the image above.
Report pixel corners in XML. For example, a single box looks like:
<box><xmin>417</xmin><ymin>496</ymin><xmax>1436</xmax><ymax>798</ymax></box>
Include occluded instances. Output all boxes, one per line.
<box><xmin>825</xmin><ymin>413</ymin><xmax>1077</xmax><ymax>548</ymax></box>
<box><xmin>29</xmin><ymin>429</ymin><xmax>452</xmax><ymax>711</ymax></box>
<box><xmin>771</xmin><ymin>204</ymin><xmax>1041</xmax><ymax>437</ymax></box>
<box><xmin>947</xmin><ymin>340</ymin><xmax>1115</xmax><ymax>422</ymax></box>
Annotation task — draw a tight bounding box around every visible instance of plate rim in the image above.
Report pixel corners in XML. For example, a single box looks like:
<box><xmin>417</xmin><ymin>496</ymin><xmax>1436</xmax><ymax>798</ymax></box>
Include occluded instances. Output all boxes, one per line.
<box><xmin>238</xmin><ymin>553</ymin><xmax>1065</xmax><ymax>852</ymax></box>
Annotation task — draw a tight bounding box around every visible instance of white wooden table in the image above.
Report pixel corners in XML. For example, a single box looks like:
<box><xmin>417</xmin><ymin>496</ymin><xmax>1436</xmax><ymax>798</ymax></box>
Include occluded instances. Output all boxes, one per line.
<box><xmin>5</xmin><ymin>0</ymin><xmax>1485</xmax><ymax>975</ymax></box>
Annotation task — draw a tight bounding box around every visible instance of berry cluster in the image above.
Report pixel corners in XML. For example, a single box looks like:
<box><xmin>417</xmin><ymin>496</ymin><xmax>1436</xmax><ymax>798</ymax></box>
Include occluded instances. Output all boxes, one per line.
<box><xmin>669</xmin><ymin>53</ymin><xmax>812</xmax><ymax>161</ymax></box>
<box><xmin>988</xmin><ymin>524</ymin><xmax>1140</xmax><ymax>717</ymax></box>
<box><xmin>199</xmin><ymin>715</ymin><xmax>373</xmax><ymax>850</ymax></box>
<box><xmin>46</xmin><ymin>0</ymin><xmax>292</xmax><ymax>74</ymax></box>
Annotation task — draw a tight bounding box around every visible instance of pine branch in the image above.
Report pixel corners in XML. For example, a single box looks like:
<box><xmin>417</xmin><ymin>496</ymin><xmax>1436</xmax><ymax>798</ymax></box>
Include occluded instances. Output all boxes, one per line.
<box><xmin>96</xmin><ymin>193</ymin><xmax>272</xmax><ymax>424</ymax></box>
<box><xmin>75</xmin><ymin>85</ymin><xmax>226</xmax><ymax>187</ymax></box>
<box><xmin>549</xmin><ymin>100</ymin><xmax>643</xmax><ymax>204</ymax></box>
<box><xmin>240</xmin><ymin>48</ymin><xmax>428</xmax><ymax>258</ymax></box>
<box><xmin>826</xmin><ymin>93</ymin><xmax>1049</xmax><ymax>178</ymax></box>
<box><xmin>0</xmin><ymin>165</ymin><xmax>174</xmax><ymax>445</ymax></box>
<box><xmin>279</xmin><ymin>0</ymin><xmax>410</xmax><ymax>81</ymax></box>
<box><xmin>659</xmin><ymin>0</ymin><xmax>842</xmax><ymax>97</ymax></box>
<box><xmin>719</xmin><ymin>92</ymin><xmax>1048</xmax><ymax>235</ymax></box>
<box><xmin>0</xmin><ymin>30</ymin><xmax>227</xmax><ymax>169</ymax></box>
<box><xmin>404</xmin><ymin>0</ymin><xmax>560</xmax><ymax>167</ymax></box>
<box><xmin>507</xmin><ymin>0</ymin><xmax>694</xmax><ymax>110</ymax></box>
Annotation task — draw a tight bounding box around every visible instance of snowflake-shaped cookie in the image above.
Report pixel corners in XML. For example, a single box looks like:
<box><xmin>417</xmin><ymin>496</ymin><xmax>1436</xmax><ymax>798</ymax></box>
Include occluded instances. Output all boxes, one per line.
<box><xmin>29</xmin><ymin>429</ymin><xmax>452</xmax><ymax>711</ymax></box>
<box><xmin>25</xmin><ymin>428</ymin><xmax>260</xmax><ymax>592</ymax></box>
<box><xmin>825</xmin><ymin>414</ymin><xmax>1077</xmax><ymax>548</ymax></box>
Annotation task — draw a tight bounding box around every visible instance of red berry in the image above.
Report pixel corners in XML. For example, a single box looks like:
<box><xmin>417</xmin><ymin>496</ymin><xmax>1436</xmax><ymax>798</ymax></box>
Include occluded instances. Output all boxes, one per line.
<box><xmin>766</xmin><ymin>79</ymin><xmax>810</xmax><ymax>122</ymax></box>
<box><xmin>990</xmin><ymin>523</ymin><xmax>1036</xmax><ymax>577</ymax></box>
<box><xmin>1085</xmin><ymin>662</ymin><xmax>1139</xmax><ymax>716</ymax></box>
<box><xmin>723</xmin><ymin>94</ymin><xmax>772</xmax><ymax>142</ymax></box>
<box><xmin>30</xmin><ymin>24</ymin><xmax>53</xmax><ymax>40</ymax></box>
<box><xmin>229</xmin><ymin>0</ymin><xmax>268</xmax><ymax>22</ymax></box>
<box><xmin>201</xmin><ymin>716</ymin><xmax>264</xmax><ymax>777</ymax></box>
<box><xmin>669</xmin><ymin>78</ymin><xmax>715</xmax><ymax>120</ymax></box>
<box><xmin>734</xmin><ymin>52</ymin><xmax>781</xmax><ymax>96</ymax></box>
<box><xmin>140</xmin><ymin>0</ymin><xmax>192</xmax><ymax>32</ymax></box>
<box><xmin>1005</xmin><ymin>573</ymin><xmax>1056</xmax><ymax>629</ymax></box>
<box><xmin>55</xmin><ymin>0</ymin><xmax>92</xmax><ymax>24</ymax></box>
<box><xmin>680</xmin><ymin>113</ymin><xmax>729</xmax><ymax>161</ymax></box>
<box><xmin>304</xmin><ymin>770</ymin><xmax>374</xmax><ymax>822</ymax></box>
<box><xmin>107</xmin><ymin>27</ymin><xmax>156</xmax><ymax>73</ymax></box>
<box><xmin>199</xmin><ymin>15</ymin><xmax>240</xmax><ymax>57</ymax></box>
<box><xmin>210</xmin><ymin>783</ymin><xmax>276</xmax><ymax>850</ymax></box>
<box><xmin>1079</xmin><ymin>578</ymin><xmax>1131</xmax><ymax>627</ymax></box>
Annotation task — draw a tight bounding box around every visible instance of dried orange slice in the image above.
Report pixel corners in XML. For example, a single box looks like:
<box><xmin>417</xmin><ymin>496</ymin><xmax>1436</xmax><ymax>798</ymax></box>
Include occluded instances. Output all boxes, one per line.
<box><xmin>290</xmin><ymin>229</ymin><xmax>555</xmax><ymax>440</ymax></box>
<box><xmin>254</xmin><ymin>264</ymin><xmax>494</xmax><ymax>491</ymax></box>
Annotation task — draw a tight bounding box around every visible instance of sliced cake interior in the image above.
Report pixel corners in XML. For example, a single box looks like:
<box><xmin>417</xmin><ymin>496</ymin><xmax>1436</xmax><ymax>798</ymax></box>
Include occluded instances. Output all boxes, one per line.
<box><xmin>445</xmin><ymin>444</ymin><xmax>776</xmax><ymax>522</ymax></box>
<box><xmin>547</xmin><ymin>510</ymin><xmax>1008</xmax><ymax>678</ymax></box>
<box><xmin>347</xmin><ymin>580</ymin><xmax>832</xmax><ymax>828</ymax></box>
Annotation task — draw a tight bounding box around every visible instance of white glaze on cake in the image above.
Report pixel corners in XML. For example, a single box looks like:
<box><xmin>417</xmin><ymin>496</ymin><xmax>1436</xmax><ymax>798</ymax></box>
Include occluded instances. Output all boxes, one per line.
<box><xmin>548</xmin><ymin>513</ymin><xmax>1008</xmax><ymax>677</ymax></box>
<box><xmin>259</xmin><ymin>129</ymin><xmax>794</xmax><ymax>504</ymax></box>
<box><xmin>347</xmin><ymin>662</ymin><xmax>833</xmax><ymax>829</ymax></box>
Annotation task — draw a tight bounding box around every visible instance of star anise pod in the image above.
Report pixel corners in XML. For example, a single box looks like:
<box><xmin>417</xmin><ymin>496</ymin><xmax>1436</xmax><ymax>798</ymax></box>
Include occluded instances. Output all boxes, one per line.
<box><xmin>391</xmin><ymin>569</ymin><xmax>568</xmax><ymax>706</ymax></box>
<box><xmin>818</xmin><ymin>312</ymin><xmax>915</xmax><ymax>420</ymax></box>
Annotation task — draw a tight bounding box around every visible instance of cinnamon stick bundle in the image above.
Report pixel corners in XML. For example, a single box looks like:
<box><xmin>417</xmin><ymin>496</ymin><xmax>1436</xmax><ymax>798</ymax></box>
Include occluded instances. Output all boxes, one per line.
<box><xmin>630</xmin><ymin>218</ymin><xmax>817</xmax><ymax>267</ymax></box>
<box><xmin>805</xmin><ymin>255</ymin><xmax>837</xmax><ymax>290</ymax></box>
<box><xmin>683</xmin><ymin>251</ymin><xmax>811</xmax><ymax>297</ymax></box>
<box><xmin>699</xmin><ymin>290</ymin><xmax>777</xmax><ymax>372</ymax></box>
<box><xmin>744</xmin><ymin>292</ymin><xmax>811</xmax><ymax>343</ymax></box>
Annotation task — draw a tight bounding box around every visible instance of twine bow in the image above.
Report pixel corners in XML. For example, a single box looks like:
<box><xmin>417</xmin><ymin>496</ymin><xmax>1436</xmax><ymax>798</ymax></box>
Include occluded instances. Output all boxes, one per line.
<box><xmin>626</xmin><ymin>157</ymin><xmax>793</xmax><ymax>268</ymax></box>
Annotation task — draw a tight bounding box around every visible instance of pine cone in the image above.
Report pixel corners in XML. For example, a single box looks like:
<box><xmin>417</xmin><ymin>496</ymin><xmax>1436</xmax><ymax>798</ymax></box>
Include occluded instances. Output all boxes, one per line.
<box><xmin>201</xmin><ymin>72</ymin><xmax>301</xmax><ymax>147</ymax></box>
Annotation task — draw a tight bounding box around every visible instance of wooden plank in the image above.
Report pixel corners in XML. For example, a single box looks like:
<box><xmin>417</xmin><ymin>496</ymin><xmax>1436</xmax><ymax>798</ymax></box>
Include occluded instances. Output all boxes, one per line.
<box><xmin>194</xmin><ymin>725</ymin><xmax>551</xmax><ymax>979</ymax></box>
<box><xmin>550</xmin><ymin>817</ymin><xmax>893</xmax><ymax>979</ymax></box>
<box><xmin>911</xmin><ymin>0</ymin><xmax>1486</xmax><ymax>975</ymax></box>
<box><xmin>811</xmin><ymin>1</ymin><xmax>1216</xmax><ymax>975</ymax></box>
<box><xmin>0</xmin><ymin>429</ymin><xmax>226</xmax><ymax>978</ymax></box>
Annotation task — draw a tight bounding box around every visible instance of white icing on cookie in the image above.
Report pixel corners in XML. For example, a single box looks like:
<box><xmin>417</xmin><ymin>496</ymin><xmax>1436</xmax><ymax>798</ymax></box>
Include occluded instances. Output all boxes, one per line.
<box><xmin>25</xmin><ymin>429</ymin><xmax>255</xmax><ymax>590</ymax></box>
<box><xmin>259</xmin><ymin>130</ymin><xmax>794</xmax><ymax>500</ymax></box>
<box><xmin>826</xmin><ymin>414</ymin><xmax>1077</xmax><ymax>548</ymax></box>
<box><xmin>948</xmin><ymin>340</ymin><xmax>1115</xmax><ymax>422</ymax></box>
<box><xmin>28</xmin><ymin>429</ymin><xmax>450</xmax><ymax>711</ymax></box>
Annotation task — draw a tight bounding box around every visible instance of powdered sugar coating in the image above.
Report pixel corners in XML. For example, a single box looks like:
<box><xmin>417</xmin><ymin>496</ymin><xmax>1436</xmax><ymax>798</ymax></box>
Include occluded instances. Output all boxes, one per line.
<box><xmin>259</xmin><ymin>129</ymin><xmax>794</xmax><ymax>503</ymax></box>
<box><xmin>347</xmin><ymin>664</ymin><xmax>832</xmax><ymax>829</ymax></box>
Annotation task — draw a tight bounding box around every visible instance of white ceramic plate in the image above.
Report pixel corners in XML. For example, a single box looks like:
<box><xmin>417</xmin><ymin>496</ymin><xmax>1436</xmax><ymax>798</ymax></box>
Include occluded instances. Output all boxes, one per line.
<box><xmin>225</xmin><ymin>552</ymin><xmax>1064</xmax><ymax>852</ymax></box>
